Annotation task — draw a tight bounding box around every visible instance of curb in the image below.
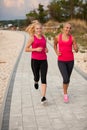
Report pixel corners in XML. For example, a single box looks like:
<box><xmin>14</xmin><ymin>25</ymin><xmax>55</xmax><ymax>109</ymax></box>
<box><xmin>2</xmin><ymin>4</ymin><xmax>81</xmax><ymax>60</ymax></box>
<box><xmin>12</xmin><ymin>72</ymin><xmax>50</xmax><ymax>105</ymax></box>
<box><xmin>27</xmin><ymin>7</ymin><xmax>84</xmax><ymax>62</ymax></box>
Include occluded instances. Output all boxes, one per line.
<box><xmin>0</xmin><ymin>31</ymin><xmax>28</xmax><ymax>130</ymax></box>
<box><xmin>74</xmin><ymin>64</ymin><xmax>87</xmax><ymax>80</ymax></box>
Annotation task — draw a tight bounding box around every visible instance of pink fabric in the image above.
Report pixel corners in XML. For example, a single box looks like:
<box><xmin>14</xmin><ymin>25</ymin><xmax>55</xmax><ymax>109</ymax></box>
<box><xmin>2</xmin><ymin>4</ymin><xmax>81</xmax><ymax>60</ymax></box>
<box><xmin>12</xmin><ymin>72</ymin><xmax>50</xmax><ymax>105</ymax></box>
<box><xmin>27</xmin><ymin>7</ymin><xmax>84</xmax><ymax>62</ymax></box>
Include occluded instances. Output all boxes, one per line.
<box><xmin>31</xmin><ymin>35</ymin><xmax>47</xmax><ymax>60</ymax></box>
<box><xmin>58</xmin><ymin>34</ymin><xmax>74</xmax><ymax>61</ymax></box>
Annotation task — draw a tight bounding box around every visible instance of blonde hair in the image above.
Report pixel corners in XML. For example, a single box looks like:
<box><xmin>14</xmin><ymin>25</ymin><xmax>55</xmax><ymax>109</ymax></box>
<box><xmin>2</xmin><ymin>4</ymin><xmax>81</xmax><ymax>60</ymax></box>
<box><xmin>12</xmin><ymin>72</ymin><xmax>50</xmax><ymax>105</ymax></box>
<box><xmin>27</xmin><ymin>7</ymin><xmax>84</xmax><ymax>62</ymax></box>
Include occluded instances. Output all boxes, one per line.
<box><xmin>63</xmin><ymin>22</ymin><xmax>71</xmax><ymax>28</ymax></box>
<box><xmin>32</xmin><ymin>20</ymin><xmax>39</xmax><ymax>24</ymax></box>
<box><xmin>25</xmin><ymin>20</ymin><xmax>41</xmax><ymax>36</ymax></box>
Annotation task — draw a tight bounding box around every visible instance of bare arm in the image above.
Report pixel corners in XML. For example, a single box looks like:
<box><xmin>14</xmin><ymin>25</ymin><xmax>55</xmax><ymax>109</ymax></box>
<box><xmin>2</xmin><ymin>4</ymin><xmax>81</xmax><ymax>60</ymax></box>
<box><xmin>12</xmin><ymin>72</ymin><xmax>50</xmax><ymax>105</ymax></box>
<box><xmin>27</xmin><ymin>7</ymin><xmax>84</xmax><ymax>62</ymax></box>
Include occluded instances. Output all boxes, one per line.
<box><xmin>72</xmin><ymin>36</ymin><xmax>78</xmax><ymax>53</ymax></box>
<box><xmin>54</xmin><ymin>35</ymin><xmax>61</xmax><ymax>56</ymax></box>
<box><xmin>25</xmin><ymin>36</ymin><xmax>43</xmax><ymax>52</ymax></box>
<box><xmin>45</xmin><ymin>47</ymin><xmax>48</xmax><ymax>53</ymax></box>
<box><xmin>43</xmin><ymin>35</ymin><xmax>48</xmax><ymax>53</ymax></box>
<box><xmin>45</xmin><ymin>41</ymin><xmax>48</xmax><ymax>53</ymax></box>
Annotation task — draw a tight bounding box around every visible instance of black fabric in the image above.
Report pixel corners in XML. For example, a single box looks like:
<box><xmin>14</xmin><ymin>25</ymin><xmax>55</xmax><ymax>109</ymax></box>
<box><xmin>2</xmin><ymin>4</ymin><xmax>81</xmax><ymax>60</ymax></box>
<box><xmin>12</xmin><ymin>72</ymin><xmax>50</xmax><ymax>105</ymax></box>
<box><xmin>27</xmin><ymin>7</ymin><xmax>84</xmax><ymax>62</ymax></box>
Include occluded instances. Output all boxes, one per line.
<box><xmin>58</xmin><ymin>60</ymin><xmax>74</xmax><ymax>84</ymax></box>
<box><xmin>31</xmin><ymin>59</ymin><xmax>48</xmax><ymax>84</ymax></box>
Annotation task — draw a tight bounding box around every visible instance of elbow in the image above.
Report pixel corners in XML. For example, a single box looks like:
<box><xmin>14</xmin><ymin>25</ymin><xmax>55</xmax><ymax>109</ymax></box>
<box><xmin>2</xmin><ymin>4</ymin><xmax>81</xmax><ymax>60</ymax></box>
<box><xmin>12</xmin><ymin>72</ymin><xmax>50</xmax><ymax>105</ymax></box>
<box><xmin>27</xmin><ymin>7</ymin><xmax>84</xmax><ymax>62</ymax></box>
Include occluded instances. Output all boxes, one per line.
<box><xmin>25</xmin><ymin>48</ymin><xmax>28</xmax><ymax>52</ymax></box>
<box><xmin>54</xmin><ymin>45</ymin><xmax>56</xmax><ymax>50</ymax></box>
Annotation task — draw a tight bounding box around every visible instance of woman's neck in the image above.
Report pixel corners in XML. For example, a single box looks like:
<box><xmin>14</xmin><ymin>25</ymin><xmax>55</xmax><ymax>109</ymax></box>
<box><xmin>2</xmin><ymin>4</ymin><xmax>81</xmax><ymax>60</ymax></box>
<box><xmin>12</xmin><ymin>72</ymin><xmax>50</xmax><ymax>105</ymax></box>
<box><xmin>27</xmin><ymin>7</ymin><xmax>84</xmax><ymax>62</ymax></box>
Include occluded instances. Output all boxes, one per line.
<box><xmin>35</xmin><ymin>34</ymin><xmax>42</xmax><ymax>39</ymax></box>
<box><xmin>62</xmin><ymin>33</ymin><xmax>69</xmax><ymax>37</ymax></box>
<box><xmin>62</xmin><ymin>33</ymin><xmax>70</xmax><ymax>41</ymax></box>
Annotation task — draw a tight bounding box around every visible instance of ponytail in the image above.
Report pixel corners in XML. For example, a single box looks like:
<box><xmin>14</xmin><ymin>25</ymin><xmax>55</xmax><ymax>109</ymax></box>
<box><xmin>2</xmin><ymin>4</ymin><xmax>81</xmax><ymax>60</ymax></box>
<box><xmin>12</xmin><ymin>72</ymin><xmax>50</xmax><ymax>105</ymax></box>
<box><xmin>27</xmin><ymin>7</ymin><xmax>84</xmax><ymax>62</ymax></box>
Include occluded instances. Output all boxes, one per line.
<box><xmin>26</xmin><ymin>23</ymin><xmax>35</xmax><ymax>36</ymax></box>
<box><xmin>25</xmin><ymin>20</ymin><xmax>41</xmax><ymax>36</ymax></box>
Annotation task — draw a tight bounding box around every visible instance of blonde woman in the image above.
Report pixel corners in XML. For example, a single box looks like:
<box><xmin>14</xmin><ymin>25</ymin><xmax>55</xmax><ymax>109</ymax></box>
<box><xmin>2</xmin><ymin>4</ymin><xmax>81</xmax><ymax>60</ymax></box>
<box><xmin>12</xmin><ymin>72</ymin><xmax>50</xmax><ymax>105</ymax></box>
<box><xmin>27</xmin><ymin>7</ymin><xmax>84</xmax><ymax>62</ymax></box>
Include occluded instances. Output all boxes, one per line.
<box><xmin>25</xmin><ymin>22</ymin><xmax>48</xmax><ymax>104</ymax></box>
<box><xmin>54</xmin><ymin>23</ymin><xmax>78</xmax><ymax>103</ymax></box>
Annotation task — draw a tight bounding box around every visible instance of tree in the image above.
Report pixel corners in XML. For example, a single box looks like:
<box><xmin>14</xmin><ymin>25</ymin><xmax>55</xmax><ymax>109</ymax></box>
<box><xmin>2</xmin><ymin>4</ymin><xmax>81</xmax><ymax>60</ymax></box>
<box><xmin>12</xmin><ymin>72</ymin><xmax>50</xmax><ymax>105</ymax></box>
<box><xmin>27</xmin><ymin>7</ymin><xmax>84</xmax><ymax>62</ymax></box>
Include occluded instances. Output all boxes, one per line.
<box><xmin>82</xmin><ymin>1</ymin><xmax>87</xmax><ymax>21</ymax></box>
<box><xmin>26</xmin><ymin>0</ymin><xmax>87</xmax><ymax>23</ymax></box>
<box><xmin>26</xmin><ymin>4</ymin><xmax>48</xmax><ymax>23</ymax></box>
<box><xmin>26</xmin><ymin>10</ymin><xmax>38</xmax><ymax>23</ymax></box>
<box><xmin>37</xmin><ymin>4</ymin><xmax>47</xmax><ymax>23</ymax></box>
<box><xmin>48</xmin><ymin>0</ymin><xmax>87</xmax><ymax>21</ymax></box>
<box><xmin>47</xmin><ymin>0</ymin><xmax>62</xmax><ymax>21</ymax></box>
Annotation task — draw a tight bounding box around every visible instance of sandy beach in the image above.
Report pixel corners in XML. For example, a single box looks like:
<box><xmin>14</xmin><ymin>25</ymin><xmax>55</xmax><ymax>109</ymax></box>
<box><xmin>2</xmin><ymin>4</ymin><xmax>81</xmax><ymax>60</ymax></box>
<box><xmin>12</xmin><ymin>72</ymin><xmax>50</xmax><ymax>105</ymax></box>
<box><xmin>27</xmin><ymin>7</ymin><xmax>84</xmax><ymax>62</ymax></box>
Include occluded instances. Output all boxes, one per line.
<box><xmin>0</xmin><ymin>30</ymin><xmax>25</xmax><ymax>109</ymax></box>
<box><xmin>74</xmin><ymin>51</ymin><xmax>87</xmax><ymax>74</ymax></box>
<box><xmin>0</xmin><ymin>30</ymin><xmax>87</xmax><ymax>110</ymax></box>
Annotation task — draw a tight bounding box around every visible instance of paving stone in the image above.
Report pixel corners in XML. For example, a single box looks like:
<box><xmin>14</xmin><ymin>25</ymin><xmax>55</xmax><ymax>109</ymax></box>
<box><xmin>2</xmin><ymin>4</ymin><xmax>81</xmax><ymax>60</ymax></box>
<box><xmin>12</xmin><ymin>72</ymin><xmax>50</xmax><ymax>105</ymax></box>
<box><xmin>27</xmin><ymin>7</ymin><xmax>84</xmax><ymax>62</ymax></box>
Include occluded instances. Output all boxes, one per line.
<box><xmin>1</xmin><ymin>33</ymin><xmax>87</xmax><ymax>130</ymax></box>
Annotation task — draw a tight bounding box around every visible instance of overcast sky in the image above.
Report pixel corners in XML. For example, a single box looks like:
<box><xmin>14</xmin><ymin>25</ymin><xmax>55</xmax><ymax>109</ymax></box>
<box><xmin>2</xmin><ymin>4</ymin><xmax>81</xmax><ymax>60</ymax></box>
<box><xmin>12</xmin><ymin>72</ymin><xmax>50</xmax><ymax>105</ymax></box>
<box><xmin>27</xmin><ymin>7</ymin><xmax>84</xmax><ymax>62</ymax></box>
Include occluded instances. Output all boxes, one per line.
<box><xmin>0</xmin><ymin>0</ymin><xmax>50</xmax><ymax>20</ymax></box>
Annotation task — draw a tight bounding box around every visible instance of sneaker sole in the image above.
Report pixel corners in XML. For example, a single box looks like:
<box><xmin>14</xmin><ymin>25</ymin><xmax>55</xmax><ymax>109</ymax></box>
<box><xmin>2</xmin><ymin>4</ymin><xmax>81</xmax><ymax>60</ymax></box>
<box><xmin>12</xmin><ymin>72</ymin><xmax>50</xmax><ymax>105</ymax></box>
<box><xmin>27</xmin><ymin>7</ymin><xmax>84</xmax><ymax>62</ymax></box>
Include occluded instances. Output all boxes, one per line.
<box><xmin>41</xmin><ymin>100</ymin><xmax>47</xmax><ymax>105</ymax></box>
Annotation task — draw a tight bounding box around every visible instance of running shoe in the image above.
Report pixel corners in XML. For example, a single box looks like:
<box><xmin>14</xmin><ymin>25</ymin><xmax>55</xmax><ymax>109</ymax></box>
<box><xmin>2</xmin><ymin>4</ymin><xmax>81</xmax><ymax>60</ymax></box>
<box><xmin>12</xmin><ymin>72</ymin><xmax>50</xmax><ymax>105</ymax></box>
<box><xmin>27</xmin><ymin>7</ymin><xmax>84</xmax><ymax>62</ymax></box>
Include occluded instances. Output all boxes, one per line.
<box><xmin>34</xmin><ymin>83</ymin><xmax>39</xmax><ymax>89</ymax></box>
<box><xmin>41</xmin><ymin>97</ymin><xmax>47</xmax><ymax>104</ymax></box>
<box><xmin>64</xmin><ymin>94</ymin><xmax>69</xmax><ymax>103</ymax></box>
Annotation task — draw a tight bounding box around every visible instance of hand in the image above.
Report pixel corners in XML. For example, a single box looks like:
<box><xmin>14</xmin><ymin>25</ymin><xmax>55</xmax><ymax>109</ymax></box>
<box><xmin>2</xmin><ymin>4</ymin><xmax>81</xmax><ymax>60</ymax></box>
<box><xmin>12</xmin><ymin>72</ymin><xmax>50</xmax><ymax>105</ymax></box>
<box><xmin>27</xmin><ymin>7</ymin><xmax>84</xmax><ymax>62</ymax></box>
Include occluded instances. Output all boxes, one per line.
<box><xmin>36</xmin><ymin>47</ymin><xmax>43</xmax><ymax>52</ymax></box>
<box><xmin>57</xmin><ymin>51</ymin><xmax>61</xmax><ymax>56</ymax></box>
<box><xmin>45</xmin><ymin>48</ymin><xmax>48</xmax><ymax>53</ymax></box>
<box><xmin>75</xmin><ymin>48</ymin><xmax>78</xmax><ymax>53</ymax></box>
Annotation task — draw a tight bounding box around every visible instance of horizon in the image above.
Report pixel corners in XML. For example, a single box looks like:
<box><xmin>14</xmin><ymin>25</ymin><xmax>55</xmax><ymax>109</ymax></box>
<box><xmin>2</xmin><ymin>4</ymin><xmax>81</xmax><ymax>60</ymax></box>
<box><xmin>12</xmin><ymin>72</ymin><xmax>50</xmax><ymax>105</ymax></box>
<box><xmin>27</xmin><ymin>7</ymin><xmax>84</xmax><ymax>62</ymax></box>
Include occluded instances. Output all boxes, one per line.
<box><xmin>0</xmin><ymin>18</ymin><xmax>26</xmax><ymax>22</ymax></box>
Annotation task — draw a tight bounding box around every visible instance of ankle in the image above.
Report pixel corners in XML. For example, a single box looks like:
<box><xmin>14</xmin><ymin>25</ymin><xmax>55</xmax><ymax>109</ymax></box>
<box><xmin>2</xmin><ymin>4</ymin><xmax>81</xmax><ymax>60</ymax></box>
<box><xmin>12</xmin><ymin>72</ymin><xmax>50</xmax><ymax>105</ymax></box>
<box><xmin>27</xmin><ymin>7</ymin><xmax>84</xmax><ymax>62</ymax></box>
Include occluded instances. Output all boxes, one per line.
<box><xmin>64</xmin><ymin>94</ymin><xmax>68</xmax><ymax>96</ymax></box>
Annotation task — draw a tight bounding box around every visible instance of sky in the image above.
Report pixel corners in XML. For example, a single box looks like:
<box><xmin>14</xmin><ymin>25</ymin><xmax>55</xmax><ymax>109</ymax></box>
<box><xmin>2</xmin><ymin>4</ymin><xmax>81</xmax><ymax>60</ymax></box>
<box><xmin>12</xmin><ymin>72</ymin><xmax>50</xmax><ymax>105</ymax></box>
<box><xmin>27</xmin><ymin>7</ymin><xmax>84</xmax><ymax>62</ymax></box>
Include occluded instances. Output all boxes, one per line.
<box><xmin>0</xmin><ymin>0</ymin><xmax>51</xmax><ymax>20</ymax></box>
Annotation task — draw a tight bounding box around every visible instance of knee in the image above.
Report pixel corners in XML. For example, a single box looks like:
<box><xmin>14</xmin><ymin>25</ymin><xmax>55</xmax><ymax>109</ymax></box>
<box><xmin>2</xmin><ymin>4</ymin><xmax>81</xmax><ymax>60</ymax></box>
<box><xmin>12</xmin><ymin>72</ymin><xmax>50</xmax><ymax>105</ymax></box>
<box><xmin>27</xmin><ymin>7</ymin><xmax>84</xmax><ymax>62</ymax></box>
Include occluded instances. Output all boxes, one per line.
<box><xmin>63</xmin><ymin>78</ymin><xmax>70</xmax><ymax>84</ymax></box>
<box><xmin>41</xmin><ymin>78</ymin><xmax>46</xmax><ymax>84</ymax></box>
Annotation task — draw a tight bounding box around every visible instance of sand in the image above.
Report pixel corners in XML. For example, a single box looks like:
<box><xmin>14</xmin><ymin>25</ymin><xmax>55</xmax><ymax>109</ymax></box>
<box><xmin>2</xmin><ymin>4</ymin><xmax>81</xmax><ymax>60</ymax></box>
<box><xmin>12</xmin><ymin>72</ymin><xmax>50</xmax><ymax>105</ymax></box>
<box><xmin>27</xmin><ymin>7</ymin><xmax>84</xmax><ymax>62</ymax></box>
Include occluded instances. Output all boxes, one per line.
<box><xmin>0</xmin><ymin>30</ymin><xmax>25</xmax><ymax>109</ymax></box>
<box><xmin>74</xmin><ymin>51</ymin><xmax>87</xmax><ymax>74</ymax></box>
<box><xmin>0</xmin><ymin>30</ymin><xmax>87</xmax><ymax>110</ymax></box>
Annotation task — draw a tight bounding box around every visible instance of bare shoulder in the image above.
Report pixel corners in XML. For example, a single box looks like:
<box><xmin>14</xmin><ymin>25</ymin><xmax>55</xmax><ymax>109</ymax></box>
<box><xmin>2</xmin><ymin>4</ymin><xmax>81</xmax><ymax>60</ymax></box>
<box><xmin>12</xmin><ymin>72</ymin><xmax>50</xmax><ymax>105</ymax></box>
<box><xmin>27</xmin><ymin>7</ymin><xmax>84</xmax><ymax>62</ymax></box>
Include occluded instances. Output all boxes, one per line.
<box><xmin>26</xmin><ymin>36</ymin><xmax>34</xmax><ymax>47</ymax></box>
<box><xmin>54</xmin><ymin>35</ymin><xmax>58</xmax><ymax>40</ymax></box>
<box><xmin>54</xmin><ymin>33</ymin><xmax>60</xmax><ymax>42</ymax></box>
<box><xmin>27</xmin><ymin>36</ymin><xmax>34</xmax><ymax>44</ymax></box>
<box><xmin>29</xmin><ymin>36</ymin><xmax>34</xmax><ymax>41</ymax></box>
<box><xmin>71</xmin><ymin>35</ymin><xmax>76</xmax><ymax>42</ymax></box>
<box><xmin>54</xmin><ymin>35</ymin><xmax>58</xmax><ymax>45</ymax></box>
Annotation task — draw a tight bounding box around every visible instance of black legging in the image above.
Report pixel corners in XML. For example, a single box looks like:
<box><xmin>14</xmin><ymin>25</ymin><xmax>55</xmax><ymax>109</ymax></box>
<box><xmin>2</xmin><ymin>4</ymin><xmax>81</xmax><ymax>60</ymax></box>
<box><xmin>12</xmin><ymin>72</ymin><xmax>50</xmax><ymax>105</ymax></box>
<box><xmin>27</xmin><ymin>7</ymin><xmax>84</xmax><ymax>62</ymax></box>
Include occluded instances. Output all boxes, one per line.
<box><xmin>31</xmin><ymin>59</ymin><xmax>48</xmax><ymax>84</ymax></box>
<box><xmin>58</xmin><ymin>60</ymin><xmax>74</xmax><ymax>84</ymax></box>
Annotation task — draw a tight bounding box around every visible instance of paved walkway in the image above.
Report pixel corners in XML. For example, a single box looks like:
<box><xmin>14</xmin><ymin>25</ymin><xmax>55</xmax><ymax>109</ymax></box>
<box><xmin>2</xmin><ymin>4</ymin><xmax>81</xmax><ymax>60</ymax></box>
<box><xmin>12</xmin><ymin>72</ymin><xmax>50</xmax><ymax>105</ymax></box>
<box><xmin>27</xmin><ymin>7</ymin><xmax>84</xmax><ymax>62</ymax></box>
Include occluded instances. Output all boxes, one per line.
<box><xmin>0</xmin><ymin>32</ymin><xmax>87</xmax><ymax>130</ymax></box>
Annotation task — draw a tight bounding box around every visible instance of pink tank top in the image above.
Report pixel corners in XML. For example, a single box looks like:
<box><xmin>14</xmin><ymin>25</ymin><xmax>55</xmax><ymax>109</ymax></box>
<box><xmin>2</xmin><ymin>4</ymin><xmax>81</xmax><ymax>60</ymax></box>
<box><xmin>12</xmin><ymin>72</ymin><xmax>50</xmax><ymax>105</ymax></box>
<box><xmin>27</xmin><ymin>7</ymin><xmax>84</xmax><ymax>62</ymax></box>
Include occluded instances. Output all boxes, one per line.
<box><xmin>31</xmin><ymin>35</ymin><xmax>47</xmax><ymax>60</ymax></box>
<box><xmin>58</xmin><ymin>34</ymin><xmax>74</xmax><ymax>61</ymax></box>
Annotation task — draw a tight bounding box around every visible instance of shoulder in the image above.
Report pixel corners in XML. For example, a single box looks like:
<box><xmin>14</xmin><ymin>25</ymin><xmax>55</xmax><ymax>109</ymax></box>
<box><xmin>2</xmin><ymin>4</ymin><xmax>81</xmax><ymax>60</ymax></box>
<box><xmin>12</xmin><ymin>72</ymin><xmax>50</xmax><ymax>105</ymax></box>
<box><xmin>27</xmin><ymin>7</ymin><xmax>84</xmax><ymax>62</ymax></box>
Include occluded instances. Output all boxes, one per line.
<box><xmin>41</xmin><ymin>35</ymin><xmax>47</xmax><ymax>42</ymax></box>
<box><xmin>58</xmin><ymin>33</ymin><xmax>61</xmax><ymax>38</ymax></box>
<box><xmin>28</xmin><ymin>36</ymin><xmax>34</xmax><ymax>43</ymax></box>
<box><xmin>42</xmin><ymin>35</ymin><xmax>46</xmax><ymax>39</ymax></box>
<box><xmin>54</xmin><ymin>34</ymin><xmax>60</xmax><ymax>44</ymax></box>
<box><xmin>55</xmin><ymin>33</ymin><xmax>61</xmax><ymax>42</ymax></box>
<box><xmin>70</xmin><ymin>35</ymin><xmax>75</xmax><ymax>42</ymax></box>
<box><xmin>30</xmin><ymin>35</ymin><xmax>34</xmax><ymax>40</ymax></box>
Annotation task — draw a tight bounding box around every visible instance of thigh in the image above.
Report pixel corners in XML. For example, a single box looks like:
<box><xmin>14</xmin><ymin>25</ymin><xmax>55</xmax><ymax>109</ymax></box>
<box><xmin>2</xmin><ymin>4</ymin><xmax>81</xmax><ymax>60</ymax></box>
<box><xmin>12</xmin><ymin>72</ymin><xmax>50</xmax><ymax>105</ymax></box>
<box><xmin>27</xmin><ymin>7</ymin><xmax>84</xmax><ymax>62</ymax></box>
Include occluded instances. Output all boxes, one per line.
<box><xmin>31</xmin><ymin>59</ymin><xmax>40</xmax><ymax>81</ymax></box>
<box><xmin>67</xmin><ymin>61</ymin><xmax>74</xmax><ymax>77</ymax></box>
<box><xmin>58</xmin><ymin>61</ymin><xmax>68</xmax><ymax>80</ymax></box>
<box><xmin>40</xmin><ymin>60</ymin><xmax>48</xmax><ymax>82</ymax></box>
